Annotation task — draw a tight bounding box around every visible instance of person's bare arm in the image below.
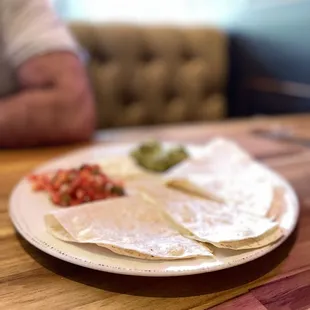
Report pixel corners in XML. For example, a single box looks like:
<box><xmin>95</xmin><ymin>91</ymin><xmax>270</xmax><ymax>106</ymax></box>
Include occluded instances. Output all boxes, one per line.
<box><xmin>0</xmin><ymin>52</ymin><xmax>95</xmax><ymax>148</ymax></box>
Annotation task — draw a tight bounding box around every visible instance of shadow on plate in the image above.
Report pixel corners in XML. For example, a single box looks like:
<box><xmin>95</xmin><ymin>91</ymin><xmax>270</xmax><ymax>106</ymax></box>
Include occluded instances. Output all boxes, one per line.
<box><xmin>16</xmin><ymin>224</ymin><xmax>299</xmax><ymax>298</ymax></box>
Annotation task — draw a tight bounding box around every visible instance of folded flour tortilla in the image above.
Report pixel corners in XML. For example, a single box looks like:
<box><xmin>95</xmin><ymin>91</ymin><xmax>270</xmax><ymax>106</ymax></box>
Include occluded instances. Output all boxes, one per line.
<box><xmin>45</xmin><ymin>196</ymin><xmax>213</xmax><ymax>260</ymax></box>
<box><xmin>98</xmin><ymin>156</ymin><xmax>147</xmax><ymax>179</ymax></box>
<box><xmin>168</xmin><ymin>138</ymin><xmax>252</xmax><ymax>176</ymax></box>
<box><xmin>127</xmin><ymin>180</ymin><xmax>283</xmax><ymax>250</ymax></box>
<box><xmin>166</xmin><ymin>175</ymin><xmax>281</xmax><ymax>219</ymax></box>
<box><xmin>166</xmin><ymin>138</ymin><xmax>284</xmax><ymax>219</ymax></box>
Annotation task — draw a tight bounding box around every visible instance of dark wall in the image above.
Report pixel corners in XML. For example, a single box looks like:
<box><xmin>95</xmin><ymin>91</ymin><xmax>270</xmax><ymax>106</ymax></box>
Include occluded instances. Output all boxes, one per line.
<box><xmin>227</xmin><ymin>0</ymin><xmax>310</xmax><ymax>117</ymax></box>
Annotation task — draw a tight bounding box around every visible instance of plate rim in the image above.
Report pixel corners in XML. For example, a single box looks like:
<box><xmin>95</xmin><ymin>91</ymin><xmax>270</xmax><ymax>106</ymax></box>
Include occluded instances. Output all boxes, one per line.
<box><xmin>9</xmin><ymin>142</ymin><xmax>300</xmax><ymax>277</ymax></box>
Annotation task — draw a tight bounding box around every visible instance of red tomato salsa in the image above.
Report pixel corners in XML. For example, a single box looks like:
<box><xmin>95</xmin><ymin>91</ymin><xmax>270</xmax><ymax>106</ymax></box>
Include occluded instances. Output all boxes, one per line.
<box><xmin>28</xmin><ymin>164</ymin><xmax>125</xmax><ymax>207</ymax></box>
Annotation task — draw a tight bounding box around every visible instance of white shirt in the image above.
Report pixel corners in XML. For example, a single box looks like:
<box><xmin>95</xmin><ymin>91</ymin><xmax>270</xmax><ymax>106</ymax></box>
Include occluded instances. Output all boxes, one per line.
<box><xmin>0</xmin><ymin>0</ymin><xmax>78</xmax><ymax>97</ymax></box>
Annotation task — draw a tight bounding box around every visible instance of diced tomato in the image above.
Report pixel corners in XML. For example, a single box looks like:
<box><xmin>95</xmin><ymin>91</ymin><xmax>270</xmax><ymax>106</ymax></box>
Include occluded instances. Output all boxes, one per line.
<box><xmin>50</xmin><ymin>192</ymin><xmax>61</xmax><ymax>205</ymax></box>
<box><xmin>76</xmin><ymin>189</ymin><xmax>86</xmax><ymax>200</ymax></box>
<box><xmin>68</xmin><ymin>178</ymin><xmax>82</xmax><ymax>193</ymax></box>
<box><xmin>32</xmin><ymin>183</ymin><xmax>44</xmax><ymax>191</ymax></box>
<box><xmin>93</xmin><ymin>193</ymin><xmax>107</xmax><ymax>200</ymax></box>
<box><xmin>86</xmin><ymin>188</ymin><xmax>95</xmax><ymax>199</ymax></box>
<box><xmin>28</xmin><ymin>174</ymin><xmax>38</xmax><ymax>181</ymax></box>
<box><xmin>70</xmin><ymin>199</ymin><xmax>80</xmax><ymax>206</ymax></box>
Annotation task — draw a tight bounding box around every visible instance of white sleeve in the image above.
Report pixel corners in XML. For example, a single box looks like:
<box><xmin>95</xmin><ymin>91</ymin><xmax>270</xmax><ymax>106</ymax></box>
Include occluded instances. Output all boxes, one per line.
<box><xmin>1</xmin><ymin>0</ymin><xmax>79</xmax><ymax>67</ymax></box>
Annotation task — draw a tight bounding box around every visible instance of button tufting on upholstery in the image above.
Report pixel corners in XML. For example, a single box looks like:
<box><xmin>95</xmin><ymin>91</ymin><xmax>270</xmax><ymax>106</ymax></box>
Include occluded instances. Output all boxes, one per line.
<box><xmin>182</xmin><ymin>49</ymin><xmax>194</xmax><ymax>61</ymax></box>
<box><xmin>166</xmin><ymin>89</ymin><xmax>177</xmax><ymax>103</ymax></box>
<box><xmin>94</xmin><ymin>50</ymin><xmax>111</xmax><ymax>63</ymax></box>
<box><xmin>141</xmin><ymin>50</ymin><xmax>155</xmax><ymax>63</ymax></box>
<box><xmin>122</xmin><ymin>88</ymin><xmax>138</xmax><ymax>107</ymax></box>
<box><xmin>70</xmin><ymin>23</ymin><xmax>228</xmax><ymax>128</ymax></box>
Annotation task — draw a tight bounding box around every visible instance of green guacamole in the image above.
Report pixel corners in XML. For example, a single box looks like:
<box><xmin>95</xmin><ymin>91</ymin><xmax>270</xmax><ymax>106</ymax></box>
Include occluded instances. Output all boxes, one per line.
<box><xmin>131</xmin><ymin>140</ymin><xmax>189</xmax><ymax>172</ymax></box>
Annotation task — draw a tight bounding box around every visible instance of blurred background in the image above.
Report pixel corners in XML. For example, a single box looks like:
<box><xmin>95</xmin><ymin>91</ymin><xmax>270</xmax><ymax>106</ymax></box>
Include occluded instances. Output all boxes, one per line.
<box><xmin>51</xmin><ymin>0</ymin><xmax>293</xmax><ymax>25</ymax></box>
<box><xmin>51</xmin><ymin>0</ymin><xmax>310</xmax><ymax>126</ymax></box>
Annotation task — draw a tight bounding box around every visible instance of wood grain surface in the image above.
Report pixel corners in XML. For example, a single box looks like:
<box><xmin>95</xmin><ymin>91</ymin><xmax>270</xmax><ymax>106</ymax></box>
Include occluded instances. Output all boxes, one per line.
<box><xmin>2</xmin><ymin>114</ymin><xmax>310</xmax><ymax>310</ymax></box>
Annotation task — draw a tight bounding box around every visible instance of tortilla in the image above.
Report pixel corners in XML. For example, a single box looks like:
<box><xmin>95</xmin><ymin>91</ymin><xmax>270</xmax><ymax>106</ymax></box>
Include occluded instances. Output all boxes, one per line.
<box><xmin>166</xmin><ymin>138</ymin><xmax>283</xmax><ymax>218</ymax></box>
<box><xmin>127</xmin><ymin>180</ymin><xmax>283</xmax><ymax>250</ymax></box>
<box><xmin>168</xmin><ymin>138</ymin><xmax>252</xmax><ymax>177</ymax></box>
<box><xmin>166</xmin><ymin>175</ymin><xmax>277</xmax><ymax>218</ymax></box>
<box><xmin>45</xmin><ymin>196</ymin><xmax>213</xmax><ymax>260</ymax></box>
<box><xmin>98</xmin><ymin>156</ymin><xmax>148</xmax><ymax>179</ymax></box>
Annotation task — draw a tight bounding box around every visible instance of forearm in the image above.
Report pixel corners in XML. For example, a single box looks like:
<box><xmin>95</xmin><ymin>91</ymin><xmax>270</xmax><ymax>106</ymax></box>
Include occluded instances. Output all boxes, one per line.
<box><xmin>0</xmin><ymin>89</ymin><xmax>94</xmax><ymax>148</ymax></box>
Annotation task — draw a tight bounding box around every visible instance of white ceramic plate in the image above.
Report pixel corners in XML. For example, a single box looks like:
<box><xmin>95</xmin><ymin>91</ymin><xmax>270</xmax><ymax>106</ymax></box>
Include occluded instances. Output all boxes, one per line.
<box><xmin>9</xmin><ymin>143</ymin><xmax>299</xmax><ymax>277</ymax></box>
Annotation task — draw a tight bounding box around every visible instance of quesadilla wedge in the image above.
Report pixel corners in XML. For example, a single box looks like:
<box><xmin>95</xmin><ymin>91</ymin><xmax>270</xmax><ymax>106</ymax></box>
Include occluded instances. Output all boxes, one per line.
<box><xmin>165</xmin><ymin>175</ymin><xmax>283</xmax><ymax>219</ymax></box>
<box><xmin>166</xmin><ymin>138</ymin><xmax>284</xmax><ymax>219</ymax></box>
<box><xmin>127</xmin><ymin>180</ymin><xmax>283</xmax><ymax>250</ymax></box>
<box><xmin>45</xmin><ymin>196</ymin><xmax>213</xmax><ymax>260</ymax></box>
<box><xmin>168</xmin><ymin>138</ymin><xmax>252</xmax><ymax>177</ymax></box>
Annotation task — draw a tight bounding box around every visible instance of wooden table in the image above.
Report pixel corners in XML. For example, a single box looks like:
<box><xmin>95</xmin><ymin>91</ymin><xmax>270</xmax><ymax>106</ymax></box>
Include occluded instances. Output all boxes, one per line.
<box><xmin>2</xmin><ymin>114</ymin><xmax>310</xmax><ymax>310</ymax></box>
